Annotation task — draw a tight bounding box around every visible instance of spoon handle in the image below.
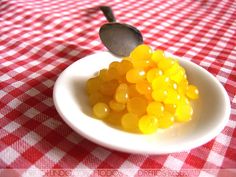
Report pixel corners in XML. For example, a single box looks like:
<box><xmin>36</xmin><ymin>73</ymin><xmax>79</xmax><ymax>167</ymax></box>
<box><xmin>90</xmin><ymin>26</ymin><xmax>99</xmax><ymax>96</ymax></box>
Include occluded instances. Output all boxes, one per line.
<box><xmin>100</xmin><ymin>6</ymin><xmax>116</xmax><ymax>22</ymax></box>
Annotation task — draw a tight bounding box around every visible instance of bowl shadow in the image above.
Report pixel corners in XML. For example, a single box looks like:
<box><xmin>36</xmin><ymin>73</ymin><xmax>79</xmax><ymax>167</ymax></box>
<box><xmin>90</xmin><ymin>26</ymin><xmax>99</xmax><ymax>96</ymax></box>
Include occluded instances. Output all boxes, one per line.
<box><xmin>70</xmin><ymin>77</ymin><xmax>93</xmax><ymax>117</ymax></box>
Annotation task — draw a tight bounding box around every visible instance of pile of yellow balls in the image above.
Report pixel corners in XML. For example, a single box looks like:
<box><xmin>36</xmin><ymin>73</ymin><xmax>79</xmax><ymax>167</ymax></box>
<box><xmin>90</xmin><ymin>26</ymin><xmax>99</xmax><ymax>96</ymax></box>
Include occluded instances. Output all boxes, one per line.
<box><xmin>86</xmin><ymin>44</ymin><xmax>199</xmax><ymax>134</ymax></box>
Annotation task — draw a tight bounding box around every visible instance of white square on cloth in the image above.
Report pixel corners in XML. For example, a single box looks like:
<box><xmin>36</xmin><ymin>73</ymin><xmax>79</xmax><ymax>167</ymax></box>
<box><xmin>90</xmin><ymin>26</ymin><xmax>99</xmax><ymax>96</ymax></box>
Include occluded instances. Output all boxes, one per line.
<box><xmin>0</xmin><ymin>147</ymin><xmax>20</xmax><ymax>165</ymax></box>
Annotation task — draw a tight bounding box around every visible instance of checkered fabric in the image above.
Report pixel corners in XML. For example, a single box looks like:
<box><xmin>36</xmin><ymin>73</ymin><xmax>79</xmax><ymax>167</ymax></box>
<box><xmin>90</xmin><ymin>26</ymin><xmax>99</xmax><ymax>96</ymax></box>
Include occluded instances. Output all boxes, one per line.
<box><xmin>0</xmin><ymin>0</ymin><xmax>236</xmax><ymax>176</ymax></box>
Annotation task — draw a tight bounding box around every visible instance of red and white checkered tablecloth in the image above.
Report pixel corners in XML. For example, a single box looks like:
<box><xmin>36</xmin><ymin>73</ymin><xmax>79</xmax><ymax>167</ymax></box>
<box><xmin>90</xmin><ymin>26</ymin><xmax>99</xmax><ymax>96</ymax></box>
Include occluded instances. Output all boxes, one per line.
<box><xmin>0</xmin><ymin>0</ymin><xmax>236</xmax><ymax>176</ymax></box>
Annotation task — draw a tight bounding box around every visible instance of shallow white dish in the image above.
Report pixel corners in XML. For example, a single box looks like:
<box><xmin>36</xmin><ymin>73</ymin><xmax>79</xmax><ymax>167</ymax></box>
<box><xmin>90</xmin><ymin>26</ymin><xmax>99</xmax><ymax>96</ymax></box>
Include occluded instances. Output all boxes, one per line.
<box><xmin>53</xmin><ymin>52</ymin><xmax>230</xmax><ymax>154</ymax></box>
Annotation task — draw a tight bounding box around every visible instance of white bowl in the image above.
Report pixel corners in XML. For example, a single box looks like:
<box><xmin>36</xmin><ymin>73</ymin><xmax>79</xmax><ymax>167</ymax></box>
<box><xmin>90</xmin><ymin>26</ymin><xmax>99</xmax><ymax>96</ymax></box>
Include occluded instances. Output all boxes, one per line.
<box><xmin>53</xmin><ymin>52</ymin><xmax>230</xmax><ymax>154</ymax></box>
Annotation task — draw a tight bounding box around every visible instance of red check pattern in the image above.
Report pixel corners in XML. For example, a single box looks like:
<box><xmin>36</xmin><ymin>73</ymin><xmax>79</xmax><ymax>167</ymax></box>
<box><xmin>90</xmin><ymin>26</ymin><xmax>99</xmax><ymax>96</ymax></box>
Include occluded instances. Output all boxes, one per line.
<box><xmin>0</xmin><ymin>0</ymin><xmax>236</xmax><ymax>176</ymax></box>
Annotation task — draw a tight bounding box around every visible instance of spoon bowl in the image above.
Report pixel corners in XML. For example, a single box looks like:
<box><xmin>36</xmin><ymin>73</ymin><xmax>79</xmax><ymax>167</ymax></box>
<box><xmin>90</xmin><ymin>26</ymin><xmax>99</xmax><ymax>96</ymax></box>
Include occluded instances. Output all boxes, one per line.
<box><xmin>53</xmin><ymin>52</ymin><xmax>231</xmax><ymax>154</ymax></box>
<box><xmin>99</xmin><ymin>6</ymin><xmax>143</xmax><ymax>57</ymax></box>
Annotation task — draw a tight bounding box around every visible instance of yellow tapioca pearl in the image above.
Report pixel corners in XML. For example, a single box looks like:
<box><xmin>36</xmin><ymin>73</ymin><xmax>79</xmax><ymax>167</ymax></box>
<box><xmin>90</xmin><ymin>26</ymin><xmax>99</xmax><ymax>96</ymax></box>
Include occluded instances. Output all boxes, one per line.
<box><xmin>118</xmin><ymin>60</ymin><xmax>133</xmax><ymax>75</ymax></box>
<box><xmin>109</xmin><ymin>100</ymin><xmax>126</xmax><ymax>112</ymax></box>
<box><xmin>93</xmin><ymin>102</ymin><xmax>110</xmax><ymax>119</ymax></box>
<box><xmin>178</xmin><ymin>95</ymin><xmax>190</xmax><ymax>105</ymax></box>
<box><xmin>152</xmin><ymin>89</ymin><xmax>168</xmax><ymax>102</ymax></box>
<box><xmin>146</xmin><ymin>68</ymin><xmax>163</xmax><ymax>83</ymax></box>
<box><xmin>163</xmin><ymin>89</ymin><xmax>180</xmax><ymax>104</ymax></box>
<box><xmin>162</xmin><ymin>80</ymin><xmax>178</xmax><ymax>91</ymax></box>
<box><xmin>127</xmin><ymin>97</ymin><xmax>148</xmax><ymax>116</ymax></box>
<box><xmin>121</xmin><ymin>113</ymin><xmax>139</xmax><ymax>132</ymax></box>
<box><xmin>105</xmin><ymin>111</ymin><xmax>124</xmax><ymax>126</ymax></box>
<box><xmin>138</xmin><ymin>115</ymin><xmax>158</xmax><ymax>134</ymax></box>
<box><xmin>144</xmin><ymin>61</ymin><xmax>157</xmax><ymax>71</ymax></box>
<box><xmin>115</xmin><ymin>83</ymin><xmax>129</xmax><ymax>103</ymax></box>
<box><xmin>99</xmin><ymin>69</ymin><xmax>109</xmax><ymax>81</ymax></box>
<box><xmin>164</xmin><ymin>62</ymin><xmax>180</xmax><ymax>75</ymax></box>
<box><xmin>146</xmin><ymin>101</ymin><xmax>164</xmax><ymax>117</ymax></box>
<box><xmin>175</xmin><ymin>104</ymin><xmax>193</xmax><ymax>122</ymax></box>
<box><xmin>88</xmin><ymin>91</ymin><xmax>103</xmax><ymax>105</ymax></box>
<box><xmin>158</xmin><ymin>57</ymin><xmax>176</xmax><ymax>71</ymax></box>
<box><xmin>144</xmin><ymin>93</ymin><xmax>153</xmax><ymax>101</ymax></box>
<box><xmin>151</xmin><ymin>76</ymin><xmax>170</xmax><ymax>90</ymax></box>
<box><xmin>126</xmin><ymin>68</ymin><xmax>146</xmax><ymax>83</ymax></box>
<box><xmin>169</xmin><ymin>67</ymin><xmax>185</xmax><ymax>83</ymax></box>
<box><xmin>164</xmin><ymin>104</ymin><xmax>177</xmax><ymax>114</ymax></box>
<box><xmin>109</xmin><ymin>61</ymin><xmax>120</xmax><ymax>70</ymax></box>
<box><xmin>99</xmin><ymin>68</ymin><xmax>116</xmax><ymax>81</ymax></box>
<box><xmin>158</xmin><ymin>111</ymin><xmax>175</xmax><ymax>128</ymax></box>
<box><xmin>86</xmin><ymin>77</ymin><xmax>101</xmax><ymax>94</ymax></box>
<box><xmin>151</xmin><ymin>49</ymin><xmax>165</xmax><ymax>63</ymax></box>
<box><xmin>178</xmin><ymin>79</ymin><xmax>189</xmax><ymax>95</ymax></box>
<box><xmin>107</xmin><ymin>67</ymin><xmax>119</xmax><ymax>80</ymax></box>
<box><xmin>101</xmin><ymin>96</ymin><xmax>113</xmax><ymax>105</ymax></box>
<box><xmin>132</xmin><ymin>58</ymin><xmax>154</xmax><ymax>69</ymax></box>
<box><xmin>117</xmin><ymin>75</ymin><xmax>127</xmax><ymax>83</ymax></box>
<box><xmin>130</xmin><ymin>44</ymin><xmax>152</xmax><ymax>61</ymax></box>
<box><xmin>128</xmin><ymin>84</ymin><xmax>142</xmax><ymax>98</ymax></box>
<box><xmin>109</xmin><ymin>61</ymin><xmax>119</xmax><ymax>68</ymax></box>
<box><xmin>136</xmin><ymin>80</ymin><xmax>152</xmax><ymax>95</ymax></box>
<box><xmin>186</xmin><ymin>85</ymin><xmax>199</xmax><ymax>100</ymax></box>
<box><xmin>100</xmin><ymin>80</ymin><xmax>119</xmax><ymax>96</ymax></box>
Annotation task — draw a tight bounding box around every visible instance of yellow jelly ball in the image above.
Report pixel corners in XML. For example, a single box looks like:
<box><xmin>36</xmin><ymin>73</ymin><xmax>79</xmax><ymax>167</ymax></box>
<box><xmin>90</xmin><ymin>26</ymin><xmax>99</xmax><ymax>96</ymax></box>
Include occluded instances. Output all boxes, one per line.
<box><xmin>88</xmin><ymin>91</ymin><xmax>103</xmax><ymax>105</ymax></box>
<box><xmin>164</xmin><ymin>104</ymin><xmax>177</xmax><ymax>114</ymax></box>
<box><xmin>169</xmin><ymin>67</ymin><xmax>185</xmax><ymax>83</ymax></box>
<box><xmin>163</xmin><ymin>89</ymin><xmax>180</xmax><ymax>104</ymax></box>
<box><xmin>136</xmin><ymin>80</ymin><xmax>152</xmax><ymax>95</ymax></box>
<box><xmin>126</xmin><ymin>68</ymin><xmax>146</xmax><ymax>83</ymax></box>
<box><xmin>100</xmin><ymin>80</ymin><xmax>119</xmax><ymax>96</ymax></box>
<box><xmin>115</xmin><ymin>83</ymin><xmax>129</xmax><ymax>103</ymax></box>
<box><xmin>164</xmin><ymin>62</ymin><xmax>180</xmax><ymax>75</ymax></box>
<box><xmin>152</xmin><ymin>89</ymin><xmax>168</xmax><ymax>102</ymax></box>
<box><xmin>93</xmin><ymin>102</ymin><xmax>110</xmax><ymax>119</ymax></box>
<box><xmin>118</xmin><ymin>60</ymin><xmax>133</xmax><ymax>75</ymax></box>
<box><xmin>128</xmin><ymin>84</ymin><xmax>142</xmax><ymax>98</ymax></box>
<box><xmin>132</xmin><ymin>59</ymin><xmax>154</xmax><ymax>69</ymax></box>
<box><xmin>146</xmin><ymin>102</ymin><xmax>164</xmax><ymax>117</ymax></box>
<box><xmin>107</xmin><ymin>67</ymin><xmax>119</xmax><ymax>80</ymax></box>
<box><xmin>152</xmin><ymin>76</ymin><xmax>170</xmax><ymax>90</ymax></box>
<box><xmin>158</xmin><ymin>57</ymin><xmax>176</xmax><ymax>71</ymax></box>
<box><xmin>121</xmin><ymin>113</ymin><xmax>139</xmax><ymax>132</ymax></box>
<box><xmin>105</xmin><ymin>111</ymin><xmax>123</xmax><ymax>126</ymax></box>
<box><xmin>178</xmin><ymin>79</ymin><xmax>189</xmax><ymax>95</ymax></box>
<box><xmin>175</xmin><ymin>104</ymin><xmax>193</xmax><ymax>122</ymax></box>
<box><xmin>146</xmin><ymin>68</ymin><xmax>163</xmax><ymax>83</ymax></box>
<box><xmin>130</xmin><ymin>44</ymin><xmax>152</xmax><ymax>61</ymax></box>
<box><xmin>127</xmin><ymin>97</ymin><xmax>147</xmax><ymax>116</ymax></box>
<box><xmin>109</xmin><ymin>61</ymin><xmax>120</xmax><ymax>70</ymax></box>
<box><xmin>151</xmin><ymin>49</ymin><xmax>165</xmax><ymax>63</ymax></box>
<box><xmin>178</xmin><ymin>95</ymin><xmax>190</xmax><ymax>105</ymax></box>
<box><xmin>109</xmin><ymin>100</ymin><xmax>126</xmax><ymax>112</ymax></box>
<box><xmin>158</xmin><ymin>111</ymin><xmax>175</xmax><ymax>128</ymax></box>
<box><xmin>86</xmin><ymin>77</ymin><xmax>100</xmax><ymax>94</ymax></box>
<box><xmin>99</xmin><ymin>69</ymin><xmax>109</xmax><ymax>81</ymax></box>
<box><xmin>186</xmin><ymin>85</ymin><xmax>199</xmax><ymax>100</ymax></box>
<box><xmin>139</xmin><ymin>115</ymin><xmax>158</xmax><ymax>134</ymax></box>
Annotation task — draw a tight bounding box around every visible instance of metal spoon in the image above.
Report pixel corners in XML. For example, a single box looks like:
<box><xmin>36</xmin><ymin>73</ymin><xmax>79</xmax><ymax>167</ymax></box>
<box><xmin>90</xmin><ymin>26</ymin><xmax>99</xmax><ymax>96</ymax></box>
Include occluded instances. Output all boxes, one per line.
<box><xmin>99</xmin><ymin>6</ymin><xmax>143</xmax><ymax>57</ymax></box>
